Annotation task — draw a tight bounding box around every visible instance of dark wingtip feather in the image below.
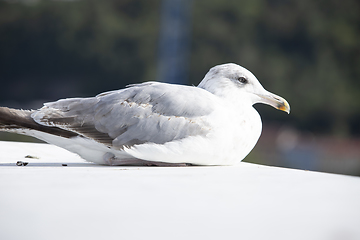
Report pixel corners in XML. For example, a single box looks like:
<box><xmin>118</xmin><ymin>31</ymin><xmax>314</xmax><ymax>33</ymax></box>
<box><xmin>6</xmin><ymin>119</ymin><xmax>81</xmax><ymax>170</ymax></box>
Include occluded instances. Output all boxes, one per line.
<box><xmin>0</xmin><ymin>106</ymin><xmax>78</xmax><ymax>138</ymax></box>
<box><xmin>0</xmin><ymin>107</ymin><xmax>33</xmax><ymax>128</ymax></box>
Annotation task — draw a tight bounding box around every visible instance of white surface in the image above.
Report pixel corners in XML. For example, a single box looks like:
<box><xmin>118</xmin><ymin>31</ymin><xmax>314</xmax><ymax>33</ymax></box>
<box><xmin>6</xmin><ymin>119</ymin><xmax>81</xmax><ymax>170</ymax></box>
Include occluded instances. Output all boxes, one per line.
<box><xmin>0</xmin><ymin>140</ymin><xmax>360</xmax><ymax>240</ymax></box>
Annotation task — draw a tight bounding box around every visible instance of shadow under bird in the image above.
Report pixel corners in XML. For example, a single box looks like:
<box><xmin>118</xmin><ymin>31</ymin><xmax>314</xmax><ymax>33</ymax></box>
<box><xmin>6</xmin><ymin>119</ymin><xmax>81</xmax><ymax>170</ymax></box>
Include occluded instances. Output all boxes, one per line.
<box><xmin>0</xmin><ymin>63</ymin><xmax>290</xmax><ymax>166</ymax></box>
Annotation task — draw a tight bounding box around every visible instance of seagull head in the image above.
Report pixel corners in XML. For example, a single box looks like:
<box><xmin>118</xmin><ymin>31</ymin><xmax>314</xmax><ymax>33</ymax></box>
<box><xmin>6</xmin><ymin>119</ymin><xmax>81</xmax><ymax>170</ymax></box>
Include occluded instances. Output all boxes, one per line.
<box><xmin>198</xmin><ymin>63</ymin><xmax>290</xmax><ymax>114</ymax></box>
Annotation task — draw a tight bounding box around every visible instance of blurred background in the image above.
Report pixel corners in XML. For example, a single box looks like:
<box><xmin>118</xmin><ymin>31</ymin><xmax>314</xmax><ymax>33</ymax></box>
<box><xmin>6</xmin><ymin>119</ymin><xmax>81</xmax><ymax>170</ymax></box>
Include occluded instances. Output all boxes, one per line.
<box><xmin>0</xmin><ymin>0</ymin><xmax>359</xmax><ymax>176</ymax></box>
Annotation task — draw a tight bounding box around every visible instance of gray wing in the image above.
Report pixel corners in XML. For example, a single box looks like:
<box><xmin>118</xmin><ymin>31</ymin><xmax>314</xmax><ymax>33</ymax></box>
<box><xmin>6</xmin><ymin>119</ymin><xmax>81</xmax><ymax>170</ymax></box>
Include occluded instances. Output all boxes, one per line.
<box><xmin>32</xmin><ymin>82</ymin><xmax>215</xmax><ymax>149</ymax></box>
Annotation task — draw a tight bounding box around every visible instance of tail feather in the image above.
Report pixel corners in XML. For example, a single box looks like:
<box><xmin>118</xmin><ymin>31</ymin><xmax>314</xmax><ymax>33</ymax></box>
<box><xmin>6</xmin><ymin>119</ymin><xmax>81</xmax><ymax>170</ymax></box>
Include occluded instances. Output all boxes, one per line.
<box><xmin>0</xmin><ymin>107</ymin><xmax>78</xmax><ymax>138</ymax></box>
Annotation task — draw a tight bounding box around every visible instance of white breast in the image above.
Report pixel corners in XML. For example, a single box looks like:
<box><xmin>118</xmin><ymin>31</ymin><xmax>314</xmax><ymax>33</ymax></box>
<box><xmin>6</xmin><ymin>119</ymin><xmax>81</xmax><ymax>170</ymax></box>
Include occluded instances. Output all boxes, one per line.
<box><xmin>123</xmin><ymin>100</ymin><xmax>262</xmax><ymax>166</ymax></box>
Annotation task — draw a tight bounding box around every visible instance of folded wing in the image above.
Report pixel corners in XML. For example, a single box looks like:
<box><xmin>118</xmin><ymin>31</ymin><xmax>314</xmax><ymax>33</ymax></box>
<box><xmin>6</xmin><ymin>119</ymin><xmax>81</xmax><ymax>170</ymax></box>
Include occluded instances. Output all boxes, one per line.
<box><xmin>32</xmin><ymin>82</ymin><xmax>215</xmax><ymax>149</ymax></box>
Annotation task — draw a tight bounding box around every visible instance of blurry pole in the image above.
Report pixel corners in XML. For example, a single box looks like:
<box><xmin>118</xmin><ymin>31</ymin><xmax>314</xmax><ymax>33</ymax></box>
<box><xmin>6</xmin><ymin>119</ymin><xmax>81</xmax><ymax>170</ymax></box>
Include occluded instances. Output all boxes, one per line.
<box><xmin>157</xmin><ymin>0</ymin><xmax>192</xmax><ymax>84</ymax></box>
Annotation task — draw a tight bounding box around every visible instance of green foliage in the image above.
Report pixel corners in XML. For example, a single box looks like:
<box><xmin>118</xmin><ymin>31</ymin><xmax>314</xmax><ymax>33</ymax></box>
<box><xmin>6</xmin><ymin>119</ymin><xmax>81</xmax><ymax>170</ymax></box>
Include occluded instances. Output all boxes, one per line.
<box><xmin>190</xmin><ymin>0</ymin><xmax>360</xmax><ymax>136</ymax></box>
<box><xmin>0</xmin><ymin>0</ymin><xmax>359</xmax><ymax>136</ymax></box>
<box><xmin>0</xmin><ymin>0</ymin><xmax>161</xmax><ymax>102</ymax></box>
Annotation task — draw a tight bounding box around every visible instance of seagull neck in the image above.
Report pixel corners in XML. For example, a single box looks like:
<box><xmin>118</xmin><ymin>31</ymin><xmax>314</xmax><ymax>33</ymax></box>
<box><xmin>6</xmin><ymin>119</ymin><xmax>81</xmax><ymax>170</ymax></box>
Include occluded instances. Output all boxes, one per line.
<box><xmin>197</xmin><ymin>80</ymin><xmax>228</xmax><ymax>97</ymax></box>
<box><xmin>198</xmin><ymin>89</ymin><xmax>253</xmax><ymax>111</ymax></box>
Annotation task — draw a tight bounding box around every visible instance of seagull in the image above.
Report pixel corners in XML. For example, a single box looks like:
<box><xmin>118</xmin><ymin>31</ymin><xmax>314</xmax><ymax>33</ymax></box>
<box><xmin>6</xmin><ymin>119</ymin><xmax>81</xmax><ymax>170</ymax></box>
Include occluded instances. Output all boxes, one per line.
<box><xmin>0</xmin><ymin>63</ymin><xmax>290</xmax><ymax>166</ymax></box>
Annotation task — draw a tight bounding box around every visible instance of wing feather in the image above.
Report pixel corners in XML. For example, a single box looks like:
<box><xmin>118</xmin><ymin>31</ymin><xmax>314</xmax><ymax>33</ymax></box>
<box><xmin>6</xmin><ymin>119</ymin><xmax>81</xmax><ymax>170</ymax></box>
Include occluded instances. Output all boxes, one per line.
<box><xmin>32</xmin><ymin>82</ymin><xmax>215</xmax><ymax>149</ymax></box>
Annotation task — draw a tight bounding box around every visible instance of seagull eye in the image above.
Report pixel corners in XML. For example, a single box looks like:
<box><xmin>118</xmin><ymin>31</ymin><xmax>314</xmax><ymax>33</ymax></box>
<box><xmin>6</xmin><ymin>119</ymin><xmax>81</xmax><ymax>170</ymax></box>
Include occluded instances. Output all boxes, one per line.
<box><xmin>237</xmin><ymin>77</ymin><xmax>248</xmax><ymax>84</ymax></box>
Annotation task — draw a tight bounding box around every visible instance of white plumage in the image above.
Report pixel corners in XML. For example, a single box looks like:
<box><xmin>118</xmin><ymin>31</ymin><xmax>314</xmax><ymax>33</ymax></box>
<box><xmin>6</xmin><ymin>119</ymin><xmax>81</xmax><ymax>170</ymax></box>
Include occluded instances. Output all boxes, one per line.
<box><xmin>0</xmin><ymin>63</ymin><xmax>290</xmax><ymax>166</ymax></box>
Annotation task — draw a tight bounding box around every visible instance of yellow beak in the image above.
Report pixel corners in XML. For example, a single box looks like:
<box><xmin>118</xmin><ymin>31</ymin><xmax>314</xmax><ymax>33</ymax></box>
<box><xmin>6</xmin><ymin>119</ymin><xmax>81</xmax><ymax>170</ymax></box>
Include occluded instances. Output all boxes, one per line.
<box><xmin>256</xmin><ymin>92</ymin><xmax>290</xmax><ymax>114</ymax></box>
